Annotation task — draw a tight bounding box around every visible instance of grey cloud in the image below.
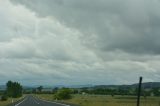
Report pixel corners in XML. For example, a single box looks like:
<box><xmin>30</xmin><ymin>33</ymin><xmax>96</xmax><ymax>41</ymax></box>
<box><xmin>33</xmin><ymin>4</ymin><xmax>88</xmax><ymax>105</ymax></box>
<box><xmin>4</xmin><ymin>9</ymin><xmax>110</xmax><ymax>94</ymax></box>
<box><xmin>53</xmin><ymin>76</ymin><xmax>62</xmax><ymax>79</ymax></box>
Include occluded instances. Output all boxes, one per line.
<box><xmin>12</xmin><ymin>0</ymin><xmax>160</xmax><ymax>54</ymax></box>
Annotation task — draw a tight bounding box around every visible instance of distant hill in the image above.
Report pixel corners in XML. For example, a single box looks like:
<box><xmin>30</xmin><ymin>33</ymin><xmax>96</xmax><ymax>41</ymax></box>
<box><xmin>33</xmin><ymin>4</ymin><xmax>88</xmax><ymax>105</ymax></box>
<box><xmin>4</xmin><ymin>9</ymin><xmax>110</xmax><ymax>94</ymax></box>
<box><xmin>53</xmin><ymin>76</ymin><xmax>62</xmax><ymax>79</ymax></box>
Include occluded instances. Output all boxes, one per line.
<box><xmin>0</xmin><ymin>85</ymin><xmax>6</xmax><ymax>90</ymax></box>
<box><xmin>1</xmin><ymin>82</ymin><xmax>160</xmax><ymax>90</ymax></box>
<box><xmin>22</xmin><ymin>84</ymin><xmax>93</xmax><ymax>89</ymax></box>
<box><xmin>66</xmin><ymin>84</ymin><xmax>93</xmax><ymax>88</ymax></box>
<box><xmin>92</xmin><ymin>82</ymin><xmax>160</xmax><ymax>89</ymax></box>
<box><xmin>132</xmin><ymin>82</ymin><xmax>160</xmax><ymax>89</ymax></box>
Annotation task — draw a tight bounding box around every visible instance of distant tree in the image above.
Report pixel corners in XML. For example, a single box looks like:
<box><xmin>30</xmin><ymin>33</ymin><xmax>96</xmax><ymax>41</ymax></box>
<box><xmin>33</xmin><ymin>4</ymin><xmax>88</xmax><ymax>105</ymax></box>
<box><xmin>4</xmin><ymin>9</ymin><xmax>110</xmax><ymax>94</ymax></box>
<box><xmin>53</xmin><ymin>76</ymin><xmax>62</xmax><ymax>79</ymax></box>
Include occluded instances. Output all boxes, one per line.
<box><xmin>152</xmin><ymin>88</ymin><xmax>160</xmax><ymax>96</ymax></box>
<box><xmin>37</xmin><ymin>86</ymin><xmax>43</xmax><ymax>92</ymax></box>
<box><xmin>52</xmin><ymin>87</ymin><xmax>59</xmax><ymax>93</ymax></box>
<box><xmin>32</xmin><ymin>88</ymin><xmax>37</xmax><ymax>94</ymax></box>
<box><xmin>72</xmin><ymin>89</ymin><xmax>78</xmax><ymax>94</ymax></box>
<box><xmin>54</xmin><ymin>88</ymin><xmax>72</xmax><ymax>100</ymax></box>
<box><xmin>111</xmin><ymin>93</ymin><xmax>114</xmax><ymax>97</ymax></box>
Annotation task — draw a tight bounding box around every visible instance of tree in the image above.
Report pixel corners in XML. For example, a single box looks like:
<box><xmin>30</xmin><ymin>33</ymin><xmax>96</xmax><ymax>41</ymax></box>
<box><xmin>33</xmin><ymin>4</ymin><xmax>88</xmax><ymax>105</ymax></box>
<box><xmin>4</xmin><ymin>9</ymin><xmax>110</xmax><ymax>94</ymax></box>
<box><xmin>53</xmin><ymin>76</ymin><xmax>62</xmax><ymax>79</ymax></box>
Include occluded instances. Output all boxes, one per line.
<box><xmin>54</xmin><ymin>88</ymin><xmax>72</xmax><ymax>100</ymax></box>
<box><xmin>6</xmin><ymin>81</ymin><xmax>23</xmax><ymax>98</ymax></box>
<box><xmin>37</xmin><ymin>86</ymin><xmax>43</xmax><ymax>93</ymax></box>
<box><xmin>52</xmin><ymin>87</ymin><xmax>59</xmax><ymax>93</ymax></box>
<box><xmin>32</xmin><ymin>88</ymin><xmax>37</xmax><ymax>94</ymax></box>
<box><xmin>152</xmin><ymin>88</ymin><xmax>160</xmax><ymax>96</ymax></box>
<box><xmin>6</xmin><ymin>81</ymin><xmax>13</xmax><ymax>97</ymax></box>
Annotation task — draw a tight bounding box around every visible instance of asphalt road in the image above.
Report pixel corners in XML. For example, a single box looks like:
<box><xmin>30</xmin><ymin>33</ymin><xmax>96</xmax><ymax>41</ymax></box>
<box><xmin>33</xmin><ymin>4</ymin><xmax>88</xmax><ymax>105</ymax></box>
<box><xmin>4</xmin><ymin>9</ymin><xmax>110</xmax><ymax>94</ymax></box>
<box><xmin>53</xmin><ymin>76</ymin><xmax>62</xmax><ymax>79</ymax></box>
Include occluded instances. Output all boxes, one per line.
<box><xmin>13</xmin><ymin>95</ymin><xmax>71</xmax><ymax>106</ymax></box>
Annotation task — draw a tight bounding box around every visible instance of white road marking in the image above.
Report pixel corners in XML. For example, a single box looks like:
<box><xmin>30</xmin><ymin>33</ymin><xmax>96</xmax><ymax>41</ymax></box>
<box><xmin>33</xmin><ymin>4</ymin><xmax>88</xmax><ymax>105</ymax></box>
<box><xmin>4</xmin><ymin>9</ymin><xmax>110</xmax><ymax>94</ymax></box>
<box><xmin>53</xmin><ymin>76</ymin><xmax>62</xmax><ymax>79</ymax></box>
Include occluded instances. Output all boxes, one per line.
<box><xmin>15</xmin><ymin>98</ymin><xmax>27</xmax><ymax>106</ymax></box>
<box><xmin>40</xmin><ymin>99</ymin><xmax>70</xmax><ymax>106</ymax></box>
<box><xmin>33</xmin><ymin>98</ymin><xmax>39</xmax><ymax>104</ymax></box>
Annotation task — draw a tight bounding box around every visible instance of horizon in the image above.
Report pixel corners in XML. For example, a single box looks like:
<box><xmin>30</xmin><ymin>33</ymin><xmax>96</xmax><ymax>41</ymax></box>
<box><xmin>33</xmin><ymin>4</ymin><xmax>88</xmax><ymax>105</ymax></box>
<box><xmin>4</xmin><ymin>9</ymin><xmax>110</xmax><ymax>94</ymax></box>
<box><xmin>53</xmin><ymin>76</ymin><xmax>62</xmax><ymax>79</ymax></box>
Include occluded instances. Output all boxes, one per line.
<box><xmin>1</xmin><ymin>81</ymin><xmax>160</xmax><ymax>87</ymax></box>
<box><xmin>1</xmin><ymin>0</ymin><xmax>160</xmax><ymax>85</ymax></box>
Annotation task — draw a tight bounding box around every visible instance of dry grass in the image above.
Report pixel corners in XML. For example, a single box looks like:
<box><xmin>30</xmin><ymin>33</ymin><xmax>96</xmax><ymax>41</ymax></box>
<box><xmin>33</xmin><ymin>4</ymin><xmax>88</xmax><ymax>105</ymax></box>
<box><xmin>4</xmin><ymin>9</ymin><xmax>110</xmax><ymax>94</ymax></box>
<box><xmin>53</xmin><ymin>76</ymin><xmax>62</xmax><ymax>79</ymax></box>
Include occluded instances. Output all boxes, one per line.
<box><xmin>0</xmin><ymin>96</ymin><xmax>24</xmax><ymax>106</ymax></box>
<box><xmin>35</xmin><ymin>94</ymin><xmax>160</xmax><ymax>106</ymax></box>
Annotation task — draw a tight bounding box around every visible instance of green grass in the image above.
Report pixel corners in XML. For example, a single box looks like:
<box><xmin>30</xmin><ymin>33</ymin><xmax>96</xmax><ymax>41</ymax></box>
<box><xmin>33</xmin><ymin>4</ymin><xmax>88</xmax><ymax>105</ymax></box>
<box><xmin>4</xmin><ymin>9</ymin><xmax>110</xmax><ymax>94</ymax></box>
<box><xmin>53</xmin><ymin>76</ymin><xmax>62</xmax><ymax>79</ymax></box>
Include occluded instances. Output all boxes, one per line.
<box><xmin>35</xmin><ymin>94</ymin><xmax>160</xmax><ymax>106</ymax></box>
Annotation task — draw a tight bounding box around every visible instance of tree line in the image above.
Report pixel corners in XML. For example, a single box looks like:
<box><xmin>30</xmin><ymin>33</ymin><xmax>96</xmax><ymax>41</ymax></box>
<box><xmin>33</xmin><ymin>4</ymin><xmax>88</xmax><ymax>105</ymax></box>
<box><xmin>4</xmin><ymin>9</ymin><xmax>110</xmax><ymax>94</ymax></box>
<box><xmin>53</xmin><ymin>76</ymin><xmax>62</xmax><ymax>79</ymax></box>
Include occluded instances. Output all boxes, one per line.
<box><xmin>79</xmin><ymin>87</ymin><xmax>160</xmax><ymax>97</ymax></box>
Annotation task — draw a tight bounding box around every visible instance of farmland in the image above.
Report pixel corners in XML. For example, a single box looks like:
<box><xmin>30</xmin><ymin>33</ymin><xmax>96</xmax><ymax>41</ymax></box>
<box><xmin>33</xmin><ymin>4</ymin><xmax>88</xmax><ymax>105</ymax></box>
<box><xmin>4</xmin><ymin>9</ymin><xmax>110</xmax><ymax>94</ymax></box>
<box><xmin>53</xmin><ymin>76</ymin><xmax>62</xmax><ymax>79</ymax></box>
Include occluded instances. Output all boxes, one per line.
<box><xmin>35</xmin><ymin>94</ymin><xmax>160</xmax><ymax>106</ymax></box>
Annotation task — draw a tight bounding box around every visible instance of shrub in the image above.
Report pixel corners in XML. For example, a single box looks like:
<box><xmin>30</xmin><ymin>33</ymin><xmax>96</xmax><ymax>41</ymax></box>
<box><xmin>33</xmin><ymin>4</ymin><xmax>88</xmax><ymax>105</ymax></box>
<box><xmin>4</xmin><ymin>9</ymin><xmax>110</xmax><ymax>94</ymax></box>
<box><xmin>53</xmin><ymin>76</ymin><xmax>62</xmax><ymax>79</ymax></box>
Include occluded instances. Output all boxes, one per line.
<box><xmin>54</xmin><ymin>88</ymin><xmax>72</xmax><ymax>100</ymax></box>
<box><xmin>1</xmin><ymin>95</ymin><xmax>8</xmax><ymax>101</ymax></box>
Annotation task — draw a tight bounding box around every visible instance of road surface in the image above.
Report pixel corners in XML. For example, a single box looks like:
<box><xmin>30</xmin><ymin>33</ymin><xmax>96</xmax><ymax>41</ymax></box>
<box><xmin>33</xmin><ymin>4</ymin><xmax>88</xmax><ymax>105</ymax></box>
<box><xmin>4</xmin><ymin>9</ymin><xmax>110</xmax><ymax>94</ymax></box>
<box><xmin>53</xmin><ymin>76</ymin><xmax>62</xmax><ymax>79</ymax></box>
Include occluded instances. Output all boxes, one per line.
<box><xmin>12</xmin><ymin>95</ymin><xmax>72</xmax><ymax>106</ymax></box>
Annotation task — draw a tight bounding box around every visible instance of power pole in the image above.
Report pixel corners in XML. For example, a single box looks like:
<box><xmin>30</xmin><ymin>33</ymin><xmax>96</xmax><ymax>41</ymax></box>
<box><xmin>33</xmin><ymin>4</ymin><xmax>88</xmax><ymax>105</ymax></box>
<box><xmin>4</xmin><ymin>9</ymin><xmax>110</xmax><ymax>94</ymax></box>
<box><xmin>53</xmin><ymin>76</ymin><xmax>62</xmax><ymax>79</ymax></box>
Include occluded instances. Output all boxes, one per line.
<box><xmin>137</xmin><ymin>76</ymin><xmax>143</xmax><ymax>106</ymax></box>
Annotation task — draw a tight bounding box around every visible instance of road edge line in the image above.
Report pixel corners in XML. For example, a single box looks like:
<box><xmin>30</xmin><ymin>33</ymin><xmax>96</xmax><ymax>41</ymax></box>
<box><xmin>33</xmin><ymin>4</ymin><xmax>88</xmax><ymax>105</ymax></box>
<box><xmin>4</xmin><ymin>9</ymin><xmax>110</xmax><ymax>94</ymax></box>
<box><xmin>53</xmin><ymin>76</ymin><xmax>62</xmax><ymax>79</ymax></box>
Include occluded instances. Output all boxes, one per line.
<box><xmin>32</xmin><ymin>97</ymin><xmax>40</xmax><ymax>104</ymax></box>
<box><xmin>41</xmin><ymin>99</ymin><xmax>70</xmax><ymax>106</ymax></box>
<box><xmin>33</xmin><ymin>96</ymin><xmax>70</xmax><ymax>106</ymax></box>
<box><xmin>14</xmin><ymin>97</ymin><xmax>27</xmax><ymax>106</ymax></box>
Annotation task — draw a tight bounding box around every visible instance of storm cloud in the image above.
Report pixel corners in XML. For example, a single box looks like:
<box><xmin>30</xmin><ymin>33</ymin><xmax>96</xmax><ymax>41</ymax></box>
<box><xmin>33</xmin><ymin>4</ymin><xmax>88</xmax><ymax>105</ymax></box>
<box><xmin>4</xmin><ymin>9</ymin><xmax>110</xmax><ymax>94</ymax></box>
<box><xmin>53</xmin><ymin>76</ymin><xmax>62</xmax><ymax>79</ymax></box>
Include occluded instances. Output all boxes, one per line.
<box><xmin>11</xmin><ymin>0</ymin><xmax>160</xmax><ymax>54</ymax></box>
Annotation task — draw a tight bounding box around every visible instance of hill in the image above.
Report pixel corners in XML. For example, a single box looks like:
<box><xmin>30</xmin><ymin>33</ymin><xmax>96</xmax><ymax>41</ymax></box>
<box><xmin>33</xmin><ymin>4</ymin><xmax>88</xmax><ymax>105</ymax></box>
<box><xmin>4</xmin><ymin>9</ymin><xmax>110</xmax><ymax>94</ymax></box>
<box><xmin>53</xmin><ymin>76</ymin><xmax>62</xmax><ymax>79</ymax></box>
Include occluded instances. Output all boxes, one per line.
<box><xmin>92</xmin><ymin>82</ymin><xmax>160</xmax><ymax>90</ymax></box>
<box><xmin>0</xmin><ymin>85</ymin><xmax>6</xmax><ymax>90</ymax></box>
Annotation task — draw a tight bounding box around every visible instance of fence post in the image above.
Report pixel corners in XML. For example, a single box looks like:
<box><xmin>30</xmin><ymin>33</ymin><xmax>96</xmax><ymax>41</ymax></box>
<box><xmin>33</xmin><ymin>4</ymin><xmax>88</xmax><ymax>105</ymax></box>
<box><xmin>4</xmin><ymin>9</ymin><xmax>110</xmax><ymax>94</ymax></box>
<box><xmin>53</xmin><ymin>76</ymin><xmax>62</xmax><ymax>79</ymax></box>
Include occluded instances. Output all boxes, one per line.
<box><xmin>137</xmin><ymin>76</ymin><xmax>143</xmax><ymax>106</ymax></box>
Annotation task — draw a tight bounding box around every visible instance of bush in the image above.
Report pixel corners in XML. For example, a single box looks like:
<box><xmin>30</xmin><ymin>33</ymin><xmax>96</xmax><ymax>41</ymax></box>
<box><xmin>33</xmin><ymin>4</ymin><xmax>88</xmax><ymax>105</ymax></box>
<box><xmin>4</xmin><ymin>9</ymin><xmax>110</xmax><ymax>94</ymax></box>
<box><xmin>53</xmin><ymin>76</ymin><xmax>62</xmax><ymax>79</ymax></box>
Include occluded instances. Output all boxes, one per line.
<box><xmin>54</xmin><ymin>88</ymin><xmax>72</xmax><ymax>100</ymax></box>
<box><xmin>1</xmin><ymin>95</ymin><xmax>8</xmax><ymax>101</ymax></box>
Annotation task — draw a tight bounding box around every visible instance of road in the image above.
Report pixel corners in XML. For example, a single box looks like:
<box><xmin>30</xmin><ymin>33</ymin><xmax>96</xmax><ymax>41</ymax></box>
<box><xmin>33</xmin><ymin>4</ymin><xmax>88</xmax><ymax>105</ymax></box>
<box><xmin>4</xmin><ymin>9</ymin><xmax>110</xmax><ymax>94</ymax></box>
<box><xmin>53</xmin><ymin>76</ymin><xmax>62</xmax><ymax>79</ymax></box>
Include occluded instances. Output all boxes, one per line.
<box><xmin>13</xmin><ymin>95</ymin><xmax>72</xmax><ymax>106</ymax></box>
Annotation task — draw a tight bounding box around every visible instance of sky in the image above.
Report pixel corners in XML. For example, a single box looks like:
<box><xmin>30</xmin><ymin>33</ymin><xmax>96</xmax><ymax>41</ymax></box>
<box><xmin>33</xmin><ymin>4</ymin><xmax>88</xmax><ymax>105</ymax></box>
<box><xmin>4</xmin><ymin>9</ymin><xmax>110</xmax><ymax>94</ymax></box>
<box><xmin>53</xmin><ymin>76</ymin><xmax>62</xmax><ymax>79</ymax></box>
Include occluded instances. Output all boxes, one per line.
<box><xmin>0</xmin><ymin>0</ymin><xmax>160</xmax><ymax>86</ymax></box>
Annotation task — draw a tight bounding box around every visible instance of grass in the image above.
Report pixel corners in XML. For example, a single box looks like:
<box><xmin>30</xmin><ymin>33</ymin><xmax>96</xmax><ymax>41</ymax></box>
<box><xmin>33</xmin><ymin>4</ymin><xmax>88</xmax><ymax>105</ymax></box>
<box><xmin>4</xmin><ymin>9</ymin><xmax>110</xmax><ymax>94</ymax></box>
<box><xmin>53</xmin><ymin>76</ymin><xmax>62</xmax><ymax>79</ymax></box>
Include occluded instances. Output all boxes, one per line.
<box><xmin>0</xmin><ymin>95</ymin><xmax>24</xmax><ymax>106</ymax></box>
<box><xmin>35</xmin><ymin>94</ymin><xmax>160</xmax><ymax>106</ymax></box>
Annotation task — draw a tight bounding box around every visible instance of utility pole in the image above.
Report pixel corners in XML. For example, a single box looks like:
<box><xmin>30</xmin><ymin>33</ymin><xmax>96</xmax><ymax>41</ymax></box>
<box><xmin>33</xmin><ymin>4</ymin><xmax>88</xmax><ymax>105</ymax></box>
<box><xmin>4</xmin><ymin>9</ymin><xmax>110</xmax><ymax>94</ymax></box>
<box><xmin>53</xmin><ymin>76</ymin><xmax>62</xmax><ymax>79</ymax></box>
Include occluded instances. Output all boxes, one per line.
<box><xmin>137</xmin><ymin>76</ymin><xmax>143</xmax><ymax>106</ymax></box>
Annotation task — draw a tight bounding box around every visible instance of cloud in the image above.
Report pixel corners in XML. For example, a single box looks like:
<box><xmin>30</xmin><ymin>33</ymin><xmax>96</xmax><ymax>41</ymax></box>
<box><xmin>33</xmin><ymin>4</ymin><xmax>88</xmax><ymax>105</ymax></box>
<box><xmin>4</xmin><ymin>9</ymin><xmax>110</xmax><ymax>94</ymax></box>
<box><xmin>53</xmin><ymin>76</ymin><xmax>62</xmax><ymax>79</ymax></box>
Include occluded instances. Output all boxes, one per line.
<box><xmin>12</xmin><ymin>0</ymin><xmax>160</xmax><ymax>54</ymax></box>
<box><xmin>0</xmin><ymin>0</ymin><xmax>160</xmax><ymax>85</ymax></box>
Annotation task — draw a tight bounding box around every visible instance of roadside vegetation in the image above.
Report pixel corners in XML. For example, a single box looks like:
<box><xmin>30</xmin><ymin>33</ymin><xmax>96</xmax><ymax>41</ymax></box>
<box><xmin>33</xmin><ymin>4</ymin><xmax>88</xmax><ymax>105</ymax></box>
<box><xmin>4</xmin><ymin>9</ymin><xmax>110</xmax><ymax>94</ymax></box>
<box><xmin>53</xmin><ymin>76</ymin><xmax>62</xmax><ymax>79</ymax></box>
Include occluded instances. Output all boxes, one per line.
<box><xmin>0</xmin><ymin>97</ymin><xmax>23</xmax><ymax>106</ymax></box>
<box><xmin>54</xmin><ymin>88</ymin><xmax>72</xmax><ymax>100</ymax></box>
<box><xmin>6</xmin><ymin>81</ymin><xmax>23</xmax><ymax>98</ymax></box>
<box><xmin>0</xmin><ymin>81</ymin><xmax>23</xmax><ymax>106</ymax></box>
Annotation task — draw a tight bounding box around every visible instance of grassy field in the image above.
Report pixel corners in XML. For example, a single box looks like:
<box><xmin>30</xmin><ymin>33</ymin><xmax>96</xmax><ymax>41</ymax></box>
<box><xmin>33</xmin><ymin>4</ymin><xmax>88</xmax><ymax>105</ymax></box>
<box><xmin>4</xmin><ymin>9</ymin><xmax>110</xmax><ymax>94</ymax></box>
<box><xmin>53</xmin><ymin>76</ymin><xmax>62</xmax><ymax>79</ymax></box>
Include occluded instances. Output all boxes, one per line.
<box><xmin>35</xmin><ymin>94</ymin><xmax>160</xmax><ymax>106</ymax></box>
<box><xmin>0</xmin><ymin>95</ymin><xmax>23</xmax><ymax>106</ymax></box>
